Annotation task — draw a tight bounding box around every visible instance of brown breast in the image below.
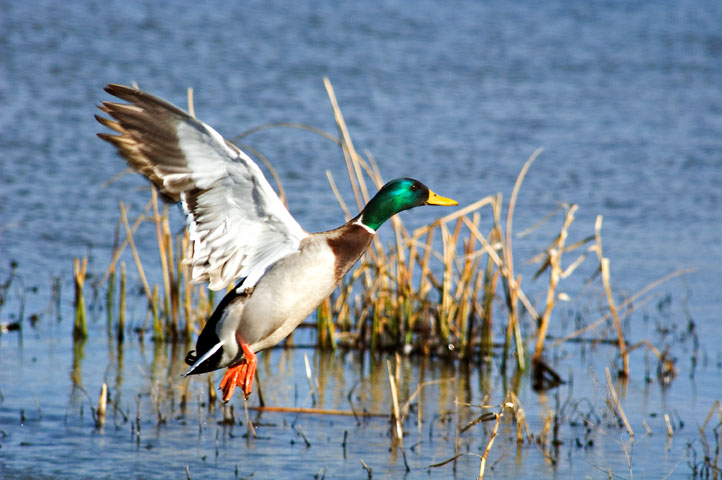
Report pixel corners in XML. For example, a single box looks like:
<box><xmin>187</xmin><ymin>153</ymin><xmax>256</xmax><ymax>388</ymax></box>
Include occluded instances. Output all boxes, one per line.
<box><xmin>325</xmin><ymin>223</ymin><xmax>375</xmax><ymax>281</ymax></box>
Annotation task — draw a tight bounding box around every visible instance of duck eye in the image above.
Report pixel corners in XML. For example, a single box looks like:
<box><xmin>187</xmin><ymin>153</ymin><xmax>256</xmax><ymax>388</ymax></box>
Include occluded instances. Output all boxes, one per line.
<box><xmin>410</xmin><ymin>183</ymin><xmax>420</xmax><ymax>191</ymax></box>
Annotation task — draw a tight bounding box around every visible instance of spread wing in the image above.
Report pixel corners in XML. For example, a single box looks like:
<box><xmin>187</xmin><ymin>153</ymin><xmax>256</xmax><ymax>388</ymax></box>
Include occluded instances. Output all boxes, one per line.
<box><xmin>96</xmin><ymin>84</ymin><xmax>308</xmax><ymax>290</ymax></box>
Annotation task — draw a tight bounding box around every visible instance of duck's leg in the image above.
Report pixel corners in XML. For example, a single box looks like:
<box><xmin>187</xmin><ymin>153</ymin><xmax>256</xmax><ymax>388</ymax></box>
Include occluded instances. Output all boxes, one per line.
<box><xmin>240</xmin><ymin>343</ymin><xmax>257</xmax><ymax>398</ymax></box>
<box><xmin>219</xmin><ymin>363</ymin><xmax>245</xmax><ymax>402</ymax></box>
<box><xmin>218</xmin><ymin>343</ymin><xmax>257</xmax><ymax>402</ymax></box>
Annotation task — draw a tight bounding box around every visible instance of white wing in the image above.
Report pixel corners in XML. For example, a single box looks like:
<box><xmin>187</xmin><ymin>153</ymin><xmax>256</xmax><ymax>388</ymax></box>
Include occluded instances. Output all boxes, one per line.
<box><xmin>97</xmin><ymin>84</ymin><xmax>308</xmax><ymax>290</ymax></box>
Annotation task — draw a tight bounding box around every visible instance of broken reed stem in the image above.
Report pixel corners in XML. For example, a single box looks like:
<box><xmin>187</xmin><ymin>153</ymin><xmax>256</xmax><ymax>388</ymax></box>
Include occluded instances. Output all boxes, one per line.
<box><xmin>642</xmin><ymin>419</ymin><xmax>652</xmax><ymax>435</ymax></box>
<box><xmin>243</xmin><ymin>397</ymin><xmax>257</xmax><ymax>438</ymax></box>
<box><xmin>605</xmin><ymin>367</ymin><xmax>633</xmax><ymax>437</ymax></box>
<box><xmin>509</xmin><ymin>391</ymin><xmax>532</xmax><ymax>443</ymax></box>
<box><xmin>152</xmin><ymin>285</ymin><xmax>163</xmax><ymax>342</ymax></box>
<box><xmin>699</xmin><ymin>401</ymin><xmax>722</xmax><ymax>476</ymax></box>
<box><xmin>73</xmin><ymin>257</ymin><xmax>88</xmax><ymax>340</ymax></box>
<box><xmin>106</xmin><ymin>261</ymin><xmax>115</xmax><ymax>336</ymax></box>
<box><xmin>96</xmin><ymin>383</ymin><xmax>108</xmax><ymax>428</ymax></box>
<box><xmin>387</xmin><ymin>359</ymin><xmax>403</xmax><ymax>444</ymax></box>
<box><xmin>294</xmin><ymin>424</ymin><xmax>311</xmax><ymax>447</ymax></box>
<box><xmin>360</xmin><ymin>459</ymin><xmax>373</xmax><ymax>479</ymax></box>
<box><xmin>601</xmin><ymin>258</ymin><xmax>627</xmax><ymax>375</ymax></box>
<box><xmin>595</xmin><ymin>216</ymin><xmax>628</xmax><ymax>376</ymax></box>
<box><xmin>664</xmin><ymin>413</ymin><xmax>674</xmax><ymax>437</ymax></box>
<box><xmin>118</xmin><ymin>262</ymin><xmax>126</xmax><ymax>343</ymax></box>
<box><xmin>478</xmin><ymin>402</ymin><xmax>508</xmax><ymax>480</ymax></box>
<box><xmin>700</xmin><ymin>400</ymin><xmax>722</xmax><ymax>435</ymax></box>
<box><xmin>533</xmin><ymin>204</ymin><xmax>578</xmax><ymax>364</ymax></box>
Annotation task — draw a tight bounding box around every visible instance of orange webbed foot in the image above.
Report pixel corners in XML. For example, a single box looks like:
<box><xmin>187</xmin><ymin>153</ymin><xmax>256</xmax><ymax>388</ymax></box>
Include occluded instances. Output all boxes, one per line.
<box><xmin>219</xmin><ymin>363</ymin><xmax>246</xmax><ymax>402</ymax></box>
<box><xmin>218</xmin><ymin>344</ymin><xmax>257</xmax><ymax>402</ymax></box>
<box><xmin>240</xmin><ymin>343</ymin><xmax>257</xmax><ymax>398</ymax></box>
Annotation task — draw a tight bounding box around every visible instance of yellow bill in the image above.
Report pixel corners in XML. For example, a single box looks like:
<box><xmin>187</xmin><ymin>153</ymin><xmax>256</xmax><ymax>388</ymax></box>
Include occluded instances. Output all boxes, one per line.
<box><xmin>426</xmin><ymin>190</ymin><xmax>458</xmax><ymax>206</ymax></box>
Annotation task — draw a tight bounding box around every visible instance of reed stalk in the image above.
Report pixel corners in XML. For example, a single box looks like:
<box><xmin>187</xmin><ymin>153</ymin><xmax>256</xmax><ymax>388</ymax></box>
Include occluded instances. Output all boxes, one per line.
<box><xmin>96</xmin><ymin>383</ymin><xmax>107</xmax><ymax>428</ymax></box>
<box><xmin>605</xmin><ymin>367</ymin><xmax>633</xmax><ymax>437</ymax></box>
<box><xmin>533</xmin><ymin>204</ymin><xmax>578</xmax><ymax>364</ymax></box>
<box><xmin>106</xmin><ymin>226</ymin><xmax>118</xmax><ymax>336</ymax></box>
<box><xmin>73</xmin><ymin>257</ymin><xmax>88</xmax><ymax>340</ymax></box>
<box><xmin>119</xmin><ymin>202</ymin><xmax>157</xmax><ymax>322</ymax></box>
<box><xmin>165</xmin><ymin>212</ymin><xmax>180</xmax><ymax>338</ymax></box>
<box><xmin>595</xmin><ymin>216</ymin><xmax>629</xmax><ymax>376</ymax></box>
<box><xmin>151</xmin><ymin>188</ymin><xmax>172</xmax><ymax>328</ymax></box>
<box><xmin>182</xmin><ymin>233</ymin><xmax>194</xmax><ymax>340</ymax></box>
<box><xmin>152</xmin><ymin>285</ymin><xmax>164</xmax><ymax>342</ymax></box>
<box><xmin>118</xmin><ymin>262</ymin><xmax>126</xmax><ymax>343</ymax></box>
<box><xmin>387</xmin><ymin>359</ymin><xmax>403</xmax><ymax>444</ymax></box>
<box><xmin>100</xmin><ymin>199</ymin><xmax>153</xmax><ymax>286</ymax></box>
<box><xmin>478</xmin><ymin>401</ymin><xmax>508</xmax><ymax>480</ymax></box>
<box><xmin>207</xmin><ymin>374</ymin><xmax>216</xmax><ymax>407</ymax></box>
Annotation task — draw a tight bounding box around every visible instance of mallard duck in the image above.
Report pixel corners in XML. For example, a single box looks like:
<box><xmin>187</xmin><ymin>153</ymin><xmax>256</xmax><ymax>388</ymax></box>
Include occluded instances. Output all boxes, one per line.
<box><xmin>96</xmin><ymin>84</ymin><xmax>457</xmax><ymax>402</ymax></box>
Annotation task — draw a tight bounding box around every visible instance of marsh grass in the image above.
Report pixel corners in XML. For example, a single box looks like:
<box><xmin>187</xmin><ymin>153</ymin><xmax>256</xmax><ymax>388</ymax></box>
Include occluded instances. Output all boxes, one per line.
<box><xmin>691</xmin><ymin>401</ymin><xmax>722</xmax><ymax>478</ymax></box>
<box><xmin>90</xmin><ymin>78</ymin><xmax>691</xmax><ymax>384</ymax></box>
<box><xmin>60</xmin><ymin>79</ymin><xmax>708</xmax><ymax>480</ymax></box>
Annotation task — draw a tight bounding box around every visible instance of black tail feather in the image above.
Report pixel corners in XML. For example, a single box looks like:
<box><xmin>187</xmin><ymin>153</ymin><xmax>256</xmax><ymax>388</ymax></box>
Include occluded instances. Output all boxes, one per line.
<box><xmin>184</xmin><ymin>283</ymin><xmax>246</xmax><ymax>375</ymax></box>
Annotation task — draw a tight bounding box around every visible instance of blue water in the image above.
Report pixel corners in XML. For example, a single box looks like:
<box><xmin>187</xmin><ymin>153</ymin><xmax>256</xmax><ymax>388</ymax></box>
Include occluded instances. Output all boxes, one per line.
<box><xmin>2</xmin><ymin>0</ymin><xmax>722</xmax><ymax>478</ymax></box>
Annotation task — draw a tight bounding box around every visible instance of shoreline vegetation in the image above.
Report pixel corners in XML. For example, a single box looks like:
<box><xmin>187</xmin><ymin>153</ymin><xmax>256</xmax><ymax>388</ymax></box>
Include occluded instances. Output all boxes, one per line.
<box><xmin>78</xmin><ymin>79</ymin><xmax>689</xmax><ymax>377</ymax></box>
<box><xmin>3</xmin><ymin>79</ymin><xmax>713</xmax><ymax>478</ymax></box>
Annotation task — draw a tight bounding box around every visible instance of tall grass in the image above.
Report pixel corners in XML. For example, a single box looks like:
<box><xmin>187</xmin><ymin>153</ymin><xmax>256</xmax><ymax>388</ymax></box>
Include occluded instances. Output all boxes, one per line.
<box><xmin>92</xmin><ymin>79</ymin><xmax>689</xmax><ymax>378</ymax></box>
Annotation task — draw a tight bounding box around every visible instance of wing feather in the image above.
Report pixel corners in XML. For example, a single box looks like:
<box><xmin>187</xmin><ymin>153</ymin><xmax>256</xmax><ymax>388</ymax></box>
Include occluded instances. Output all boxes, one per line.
<box><xmin>97</xmin><ymin>84</ymin><xmax>308</xmax><ymax>290</ymax></box>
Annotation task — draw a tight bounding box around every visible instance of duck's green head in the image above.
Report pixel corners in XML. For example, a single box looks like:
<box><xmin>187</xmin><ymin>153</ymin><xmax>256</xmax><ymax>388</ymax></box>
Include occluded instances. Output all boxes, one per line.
<box><xmin>359</xmin><ymin>178</ymin><xmax>457</xmax><ymax>231</ymax></box>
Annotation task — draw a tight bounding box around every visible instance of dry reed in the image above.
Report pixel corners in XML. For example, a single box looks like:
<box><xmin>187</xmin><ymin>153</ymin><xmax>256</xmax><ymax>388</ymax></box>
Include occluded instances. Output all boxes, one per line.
<box><xmin>72</xmin><ymin>257</ymin><xmax>88</xmax><ymax>340</ymax></box>
<box><xmin>604</xmin><ymin>367</ymin><xmax>633</xmax><ymax>437</ymax></box>
<box><xmin>95</xmin><ymin>382</ymin><xmax>107</xmax><ymax>428</ymax></box>
<box><xmin>90</xmin><ymin>78</ymin><xmax>690</xmax><ymax>384</ymax></box>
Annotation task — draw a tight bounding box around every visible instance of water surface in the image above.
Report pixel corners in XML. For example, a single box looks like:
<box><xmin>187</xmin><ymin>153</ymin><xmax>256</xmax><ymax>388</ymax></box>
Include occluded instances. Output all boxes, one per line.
<box><xmin>2</xmin><ymin>1</ymin><xmax>721</xmax><ymax>478</ymax></box>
